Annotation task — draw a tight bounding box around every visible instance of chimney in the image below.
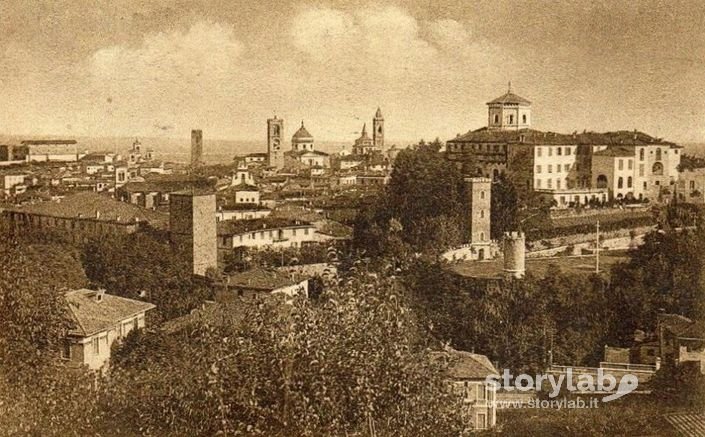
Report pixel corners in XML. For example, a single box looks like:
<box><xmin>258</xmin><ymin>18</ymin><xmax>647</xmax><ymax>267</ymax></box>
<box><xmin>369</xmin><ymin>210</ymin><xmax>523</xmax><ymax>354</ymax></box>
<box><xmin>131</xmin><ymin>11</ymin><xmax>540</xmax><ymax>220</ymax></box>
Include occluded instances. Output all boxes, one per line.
<box><xmin>95</xmin><ymin>289</ymin><xmax>105</xmax><ymax>302</ymax></box>
<box><xmin>95</xmin><ymin>210</ymin><xmax>101</xmax><ymax>219</ymax></box>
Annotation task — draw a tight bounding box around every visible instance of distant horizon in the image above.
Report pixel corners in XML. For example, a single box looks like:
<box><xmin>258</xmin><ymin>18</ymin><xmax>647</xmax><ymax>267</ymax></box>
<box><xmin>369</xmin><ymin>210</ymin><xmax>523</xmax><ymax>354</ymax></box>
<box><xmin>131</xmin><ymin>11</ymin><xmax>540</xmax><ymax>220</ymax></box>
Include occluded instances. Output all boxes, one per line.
<box><xmin>2</xmin><ymin>1</ymin><xmax>705</xmax><ymax>144</ymax></box>
<box><xmin>2</xmin><ymin>128</ymin><xmax>704</xmax><ymax>147</ymax></box>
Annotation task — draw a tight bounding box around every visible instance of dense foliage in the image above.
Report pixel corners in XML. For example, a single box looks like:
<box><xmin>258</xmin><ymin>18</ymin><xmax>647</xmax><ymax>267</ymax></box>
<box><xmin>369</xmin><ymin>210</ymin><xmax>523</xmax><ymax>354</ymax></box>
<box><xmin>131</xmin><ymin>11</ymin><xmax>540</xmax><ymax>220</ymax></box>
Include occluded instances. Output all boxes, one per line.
<box><xmin>81</xmin><ymin>232</ymin><xmax>213</xmax><ymax>323</ymax></box>
<box><xmin>97</xmin><ymin>270</ymin><xmax>466</xmax><ymax>436</ymax></box>
<box><xmin>0</xmin><ymin>240</ymin><xmax>95</xmax><ymax>436</ymax></box>
<box><xmin>404</xmin><ymin>260</ymin><xmax>611</xmax><ymax>373</ymax></box>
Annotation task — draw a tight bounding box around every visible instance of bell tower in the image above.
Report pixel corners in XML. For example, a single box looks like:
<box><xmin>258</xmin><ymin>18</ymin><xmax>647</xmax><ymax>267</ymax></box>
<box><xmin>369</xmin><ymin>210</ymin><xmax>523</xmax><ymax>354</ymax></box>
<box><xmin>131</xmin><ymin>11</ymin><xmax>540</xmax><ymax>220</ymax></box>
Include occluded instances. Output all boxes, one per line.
<box><xmin>267</xmin><ymin>116</ymin><xmax>284</xmax><ymax>170</ymax></box>
<box><xmin>373</xmin><ymin>107</ymin><xmax>384</xmax><ymax>149</ymax></box>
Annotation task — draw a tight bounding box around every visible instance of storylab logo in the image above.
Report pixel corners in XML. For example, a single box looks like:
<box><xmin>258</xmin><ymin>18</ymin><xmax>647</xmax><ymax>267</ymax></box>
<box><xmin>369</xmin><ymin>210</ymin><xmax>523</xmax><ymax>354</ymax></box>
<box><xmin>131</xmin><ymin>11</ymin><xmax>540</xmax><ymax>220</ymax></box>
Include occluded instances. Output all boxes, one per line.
<box><xmin>486</xmin><ymin>368</ymin><xmax>639</xmax><ymax>403</ymax></box>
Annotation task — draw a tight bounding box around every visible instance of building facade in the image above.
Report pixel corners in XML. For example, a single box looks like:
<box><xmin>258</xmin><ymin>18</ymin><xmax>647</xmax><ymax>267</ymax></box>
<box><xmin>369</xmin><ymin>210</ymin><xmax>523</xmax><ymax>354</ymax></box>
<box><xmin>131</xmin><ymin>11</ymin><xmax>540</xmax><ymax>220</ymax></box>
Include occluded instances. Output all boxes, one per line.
<box><xmin>446</xmin><ymin>88</ymin><xmax>682</xmax><ymax>205</ymax></box>
<box><xmin>678</xmin><ymin>168</ymin><xmax>705</xmax><ymax>203</ymax></box>
<box><xmin>170</xmin><ymin>191</ymin><xmax>218</xmax><ymax>276</ymax></box>
<box><xmin>217</xmin><ymin>218</ymin><xmax>327</xmax><ymax>250</ymax></box>
<box><xmin>191</xmin><ymin>129</ymin><xmax>203</xmax><ymax>168</ymax></box>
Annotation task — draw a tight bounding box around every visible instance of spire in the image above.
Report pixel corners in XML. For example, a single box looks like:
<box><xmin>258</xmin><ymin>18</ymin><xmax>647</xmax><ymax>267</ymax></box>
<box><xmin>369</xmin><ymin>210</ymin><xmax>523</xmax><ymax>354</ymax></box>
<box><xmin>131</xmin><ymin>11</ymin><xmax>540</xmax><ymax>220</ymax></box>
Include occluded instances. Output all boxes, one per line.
<box><xmin>508</xmin><ymin>81</ymin><xmax>512</xmax><ymax>93</ymax></box>
<box><xmin>375</xmin><ymin>107</ymin><xmax>383</xmax><ymax>118</ymax></box>
<box><xmin>361</xmin><ymin>123</ymin><xmax>367</xmax><ymax>135</ymax></box>
<box><xmin>301</xmin><ymin>120</ymin><xmax>304</xmax><ymax>128</ymax></box>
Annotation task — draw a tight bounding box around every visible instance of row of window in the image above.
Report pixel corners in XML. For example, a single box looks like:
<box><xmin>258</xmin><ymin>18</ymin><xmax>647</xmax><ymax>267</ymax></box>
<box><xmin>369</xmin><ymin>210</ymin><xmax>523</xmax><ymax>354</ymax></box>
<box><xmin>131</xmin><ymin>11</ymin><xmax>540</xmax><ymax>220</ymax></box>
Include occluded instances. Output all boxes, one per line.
<box><xmin>536</xmin><ymin>163</ymin><xmax>578</xmax><ymax>174</ymax></box>
<box><xmin>617</xmin><ymin>159</ymin><xmax>634</xmax><ymax>170</ymax></box>
<box><xmin>536</xmin><ymin>146</ymin><xmax>574</xmax><ymax>157</ymax></box>
<box><xmin>492</xmin><ymin>113</ymin><xmax>528</xmax><ymax>125</ymax></box>
<box><xmin>224</xmin><ymin>227</ymin><xmax>312</xmax><ymax>244</ymax></box>
<box><xmin>448</xmin><ymin>143</ymin><xmax>506</xmax><ymax>153</ymax></box>
<box><xmin>536</xmin><ymin>177</ymin><xmax>590</xmax><ymax>189</ymax></box>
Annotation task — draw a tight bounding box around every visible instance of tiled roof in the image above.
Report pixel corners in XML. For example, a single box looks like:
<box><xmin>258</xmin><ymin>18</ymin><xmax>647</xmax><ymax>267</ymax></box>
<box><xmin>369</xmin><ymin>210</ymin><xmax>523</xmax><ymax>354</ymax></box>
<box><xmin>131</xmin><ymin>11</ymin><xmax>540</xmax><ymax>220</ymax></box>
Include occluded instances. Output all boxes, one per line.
<box><xmin>120</xmin><ymin>177</ymin><xmax>212</xmax><ymax>193</ymax></box>
<box><xmin>228</xmin><ymin>183</ymin><xmax>259</xmax><ymax>192</ymax></box>
<box><xmin>217</xmin><ymin>217</ymin><xmax>313</xmax><ymax>236</ymax></box>
<box><xmin>10</xmin><ymin>191</ymin><xmax>168</xmax><ymax>226</ymax></box>
<box><xmin>431</xmin><ymin>347</ymin><xmax>499</xmax><ymax>380</ymax></box>
<box><xmin>65</xmin><ymin>289</ymin><xmax>155</xmax><ymax>337</ymax></box>
<box><xmin>487</xmin><ymin>91</ymin><xmax>531</xmax><ymax>106</ymax></box>
<box><xmin>593</xmin><ymin>146</ymin><xmax>635</xmax><ymax>157</ymax></box>
<box><xmin>21</xmin><ymin>139</ymin><xmax>77</xmax><ymax>145</ymax></box>
<box><xmin>224</xmin><ymin>268</ymin><xmax>304</xmax><ymax>291</ymax></box>
<box><xmin>449</xmin><ymin>127</ymin><xmax>677</xmax><ymax>147</ymax></box>
<box><xmin>659</xmin><ymin>313</ymin><xmax>695</xmax><ymax>336</ymax></box>
<box><xmin>270</xmin><ymin>204</ymin><xmax>324</xmax><ymax>222</ymax></box>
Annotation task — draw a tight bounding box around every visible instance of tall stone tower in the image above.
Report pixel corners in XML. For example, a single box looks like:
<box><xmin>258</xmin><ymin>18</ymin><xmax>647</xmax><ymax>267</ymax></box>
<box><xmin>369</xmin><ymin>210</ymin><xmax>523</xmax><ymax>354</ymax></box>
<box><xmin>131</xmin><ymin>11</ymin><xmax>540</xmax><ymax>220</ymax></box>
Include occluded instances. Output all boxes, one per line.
<box><xmin>170</xmin><ymin>190</ymin><xmax>217</xmax><ymax>277</ymax></box>
<box><xmin>503</xmin><ymin>231</ymin><xmax>526</xmax><ymax>279</ymax></box>
<box><xmin>191</xmin><ymin>129</ymin><xmax>203</xmax><ymax>168</ymax></box>
<box><xmin>464</xmin><ymin>177</ymin><xmax>491</xmax><ymax>244</ymax></box>
<box><xmin>267</xmin><ymin>117</ymin><xmax>284</xmax><ymax>169</ymax></box>
<box><xmin>373</xmin><ymin>107</ymin><xmax>384</xmax><ymax>148</ymax></box>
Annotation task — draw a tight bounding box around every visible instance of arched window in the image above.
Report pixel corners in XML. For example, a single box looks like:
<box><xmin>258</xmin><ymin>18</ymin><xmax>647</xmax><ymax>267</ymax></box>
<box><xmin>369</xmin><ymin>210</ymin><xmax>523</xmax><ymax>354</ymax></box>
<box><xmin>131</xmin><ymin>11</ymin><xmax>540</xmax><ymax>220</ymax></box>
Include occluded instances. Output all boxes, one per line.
<box><xmin>639</xmin><ymin>148</ymin><xmax>645</xmax><ymax>161</ymax></box>
<box><xmin>480</xmin><ymin>232</ymin><xmax>485</xmax><ymax>241</ymax></box>
<box><xmin>627</xmin><ymin>176</ymin><xmax>633</xmax><ymax>188</ymax></box>
<box><xmin>656</xmin><ymin>148</ymin><xmax>662</xmax><ymax>161</ymax></box>
<box><xmin>522</xmin><ymin>114</ymin><xmax>527</xmax><ymax>124</ymax></box>
<box><xmin>480</xmin><ymin>190</ymin><xmax>485</xmax><ymax>199</ymax></box>
<box><xmin>480</xmin><ymin>210</ymin><xmax>484</xmax><ymax>218</ymax></box>
<box><xmin>652</xmin><ymin>162</ymin><xmax>664</xmax><ymax>175</ymax></box>
<box><xmin>596</xmin><ymin>175</ymin><xmax>608</xmax><ymax>188</ymax></box>
<box><xmin>494</xmin><ymin>114</ymin><xmax>499</xmax><ymax>124</ymax></box>
<box><xmin>509</xmin><ymin>114</ymin><xmax>514</xmax><ymax>124</ymax></box>
<box><xmin>618</xmin><ymin>177</ymin><xmax>624</xmax><ymax>189</ymax></box>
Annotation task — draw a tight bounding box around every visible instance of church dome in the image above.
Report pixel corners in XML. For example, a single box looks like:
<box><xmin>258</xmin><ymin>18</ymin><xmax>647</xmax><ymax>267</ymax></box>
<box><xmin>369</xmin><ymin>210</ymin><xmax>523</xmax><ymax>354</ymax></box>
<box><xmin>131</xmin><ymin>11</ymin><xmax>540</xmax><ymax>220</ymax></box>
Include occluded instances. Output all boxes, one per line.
<box><xmin>292</xmin><ymin>121</ymin><xmax>313</xmax><ymax>140</ymax></box>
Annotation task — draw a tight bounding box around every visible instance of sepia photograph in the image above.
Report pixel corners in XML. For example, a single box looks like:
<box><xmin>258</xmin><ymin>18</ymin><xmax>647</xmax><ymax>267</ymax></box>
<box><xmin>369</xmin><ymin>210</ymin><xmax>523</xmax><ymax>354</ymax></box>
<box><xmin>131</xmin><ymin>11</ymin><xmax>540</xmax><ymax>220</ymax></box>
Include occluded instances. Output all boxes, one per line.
<box><xmin>0</xmin><ymin>0</ymin><xmax>704</xmax><ymax>435</ymax></box>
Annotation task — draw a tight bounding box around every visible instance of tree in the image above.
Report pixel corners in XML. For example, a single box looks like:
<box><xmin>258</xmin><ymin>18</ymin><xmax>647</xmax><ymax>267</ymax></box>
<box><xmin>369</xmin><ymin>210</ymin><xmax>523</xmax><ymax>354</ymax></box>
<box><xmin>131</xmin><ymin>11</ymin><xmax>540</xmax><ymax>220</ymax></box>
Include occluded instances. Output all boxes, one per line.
<box><xmin>490</xmin><ymin>173</ymin><xmax>519</xmax><ymax>239</ymax></box>
<box><xmin>81</xmin><ymin>232</ymin><xmax>213</xmax><ymax>323</ymax></box>
<box><xmin>0</xmin><ymin>240</ymin><xmax>95</xmax><ymax>436</ymax></box>
<box><xmin>98</xmin><ymin>269</ymin><xmax>466</xmax><ymax>436</ymax></box>
<box><xmin>353</xmin><ymin>142</ymin><xmax>467</xmax><ymax>257</ymax></box>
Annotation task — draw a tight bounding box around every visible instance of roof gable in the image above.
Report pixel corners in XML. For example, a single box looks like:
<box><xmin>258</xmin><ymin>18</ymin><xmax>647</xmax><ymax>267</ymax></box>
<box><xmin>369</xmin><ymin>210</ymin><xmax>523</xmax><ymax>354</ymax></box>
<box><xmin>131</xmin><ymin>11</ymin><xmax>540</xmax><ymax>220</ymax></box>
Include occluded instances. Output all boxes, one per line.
<box><xmin>65</xmin><ymin>289</ymin><xmax>155</xmax><ymax>337</ymax></box>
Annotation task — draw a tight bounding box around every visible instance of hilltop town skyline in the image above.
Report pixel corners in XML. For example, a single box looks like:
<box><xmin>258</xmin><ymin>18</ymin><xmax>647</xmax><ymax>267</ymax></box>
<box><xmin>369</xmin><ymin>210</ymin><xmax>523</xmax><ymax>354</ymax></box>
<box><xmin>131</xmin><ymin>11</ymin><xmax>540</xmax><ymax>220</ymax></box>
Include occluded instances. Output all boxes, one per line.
<box><xmin>2</xmin><ymin>0</ymin><xmax>705</xmax><ymax>142</ymax></box>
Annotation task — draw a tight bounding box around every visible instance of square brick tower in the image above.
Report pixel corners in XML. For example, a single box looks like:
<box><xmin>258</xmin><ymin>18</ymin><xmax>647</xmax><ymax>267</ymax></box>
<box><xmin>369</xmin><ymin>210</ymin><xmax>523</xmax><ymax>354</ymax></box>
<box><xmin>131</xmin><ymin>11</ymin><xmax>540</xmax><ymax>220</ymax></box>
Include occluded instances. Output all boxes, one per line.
<box><xmin>191</xmin><ymin>129</ymin><xmax>203</xmax><ymax>169</ymax></box>
<box><xmin>464</xmin><ymin>177</ymin><xmax>491</xmax><ymax>244</ymax></box>
<box><xmin>170</xmin><ymin>190</ymin><xmax>217</xmax><ymax>276</ymax></box>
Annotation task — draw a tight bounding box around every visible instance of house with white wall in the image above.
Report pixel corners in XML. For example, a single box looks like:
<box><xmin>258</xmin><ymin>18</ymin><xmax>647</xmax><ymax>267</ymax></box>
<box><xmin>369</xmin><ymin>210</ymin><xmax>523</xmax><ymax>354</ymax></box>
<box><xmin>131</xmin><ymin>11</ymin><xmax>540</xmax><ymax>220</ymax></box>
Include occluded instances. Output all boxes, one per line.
<box><xmin>63</xmin><ymin>289</ymin><xmax>155</xmax><ymax>372</ymax></box>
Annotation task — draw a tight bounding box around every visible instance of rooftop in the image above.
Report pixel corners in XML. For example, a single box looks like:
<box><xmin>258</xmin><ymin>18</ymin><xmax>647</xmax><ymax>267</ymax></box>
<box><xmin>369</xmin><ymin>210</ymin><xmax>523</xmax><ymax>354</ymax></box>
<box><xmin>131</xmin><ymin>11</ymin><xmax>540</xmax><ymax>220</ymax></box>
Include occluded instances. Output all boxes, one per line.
<box><xmin>430</xmin><ymin>347</ymin><xmax>499</xmax><ymax>380</ymax></box>
<box><xmin>21</xmin><ymin>139</ymin><xmax>78</xmax><ymax>145</ymax></box>
<box><xmin>487</xmin><ymin>91</ymin><xmax>531</xmax><ymax>106</ymax></box>
<box><xmin>449</xmin><ymin>128</ymin><xmax>678</xmax><ymax>147</ymax></box>
<box><xmin>65</xmin><ymin>289</ymin><xmax>155</xmax><ymax>337</ymax></box>
<box><xmin>217</xmin><ymin>217</ymin><xmax>313</xmax><ymax>236</ymax></box>
<box><xmin>8</xmin><ymin>191</ymin><xmax>168</xmax><ymax>227</ymax></box>
<box><xmin>119</xmin><ymin>176</ymin><xmax>212</xmax><ymax>194</ymax></box>
<box><xmin>223</xmin><ymin>268</ymin><xmax>305</xmax><ymax>291</ymax></box>
<box><xmin>292</xmin><ymin>121</ymin><xmax>314</xmax><ymax>140</ymax></box>
<box><xmin>593</xmin><ymin>146</ymin><xmax>636</xmax><ymax>157</ymax></box>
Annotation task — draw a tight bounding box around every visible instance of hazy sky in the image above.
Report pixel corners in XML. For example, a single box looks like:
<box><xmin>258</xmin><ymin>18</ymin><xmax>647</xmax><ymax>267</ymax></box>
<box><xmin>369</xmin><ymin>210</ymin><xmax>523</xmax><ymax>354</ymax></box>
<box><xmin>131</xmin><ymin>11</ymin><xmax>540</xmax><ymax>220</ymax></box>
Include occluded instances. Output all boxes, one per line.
<box><xmin>1</xmin><ymin>0</ymin><xmax>704</xmax><ymax>143</ymax></box>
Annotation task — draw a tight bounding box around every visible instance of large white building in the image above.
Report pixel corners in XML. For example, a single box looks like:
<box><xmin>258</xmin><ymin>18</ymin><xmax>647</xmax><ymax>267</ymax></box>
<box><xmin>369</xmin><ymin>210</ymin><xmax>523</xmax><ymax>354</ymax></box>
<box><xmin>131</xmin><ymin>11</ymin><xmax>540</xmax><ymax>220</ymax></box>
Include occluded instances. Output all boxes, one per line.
<box><xmin>447</xmin><ymin>87</ymin><xmax>682</xmax><ymax>206</ymax></box>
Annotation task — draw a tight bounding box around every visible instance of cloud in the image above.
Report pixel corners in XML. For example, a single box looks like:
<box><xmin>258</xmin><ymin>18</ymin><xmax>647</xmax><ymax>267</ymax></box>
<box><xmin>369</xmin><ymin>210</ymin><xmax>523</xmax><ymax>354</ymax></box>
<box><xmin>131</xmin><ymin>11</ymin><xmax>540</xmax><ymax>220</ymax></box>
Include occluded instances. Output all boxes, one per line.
<box><xmin>89</xmin><ymin>20</ymin><xmax>244</xmax><ymax>102</ymax></box>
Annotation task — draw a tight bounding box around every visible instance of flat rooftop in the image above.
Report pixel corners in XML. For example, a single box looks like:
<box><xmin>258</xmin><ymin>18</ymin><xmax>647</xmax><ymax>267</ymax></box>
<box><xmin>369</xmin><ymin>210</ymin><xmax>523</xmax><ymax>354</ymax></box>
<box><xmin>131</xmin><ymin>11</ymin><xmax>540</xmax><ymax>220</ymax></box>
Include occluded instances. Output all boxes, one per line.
<box><xmin>450</xmin><ymin>251</ymin><xmax>630</xmax><ymax>279</ymax></box>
